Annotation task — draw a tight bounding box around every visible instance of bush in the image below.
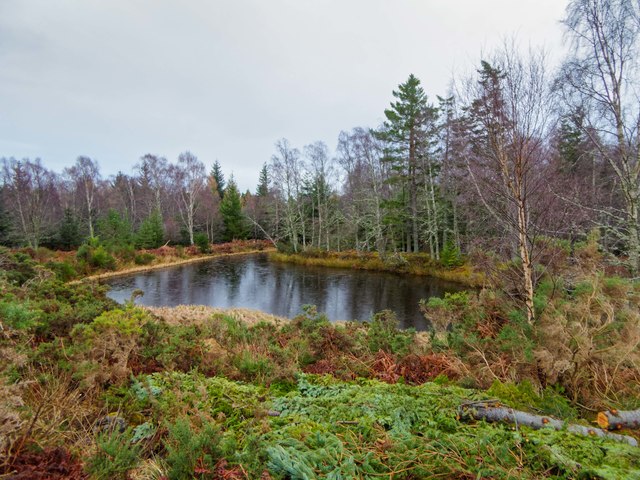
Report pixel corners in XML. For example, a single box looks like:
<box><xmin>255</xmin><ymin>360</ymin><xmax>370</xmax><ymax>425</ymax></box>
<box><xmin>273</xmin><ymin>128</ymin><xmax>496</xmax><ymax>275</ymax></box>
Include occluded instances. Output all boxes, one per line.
<box><xmin>89</xmin><ymin>246</ymin><xmax>116</xmax><ymax>270</ymax></box>
<box><xmin>367</xmin><ymin>310</ymin><xmax>415</xmax><ymax>356</ymax></box>
<box><xmin>164</xmin><ymin>418</ymin><xmax>221</xmax><ymax>480</ymax></box>
<box><xmin>85</xmin><ymin>429</ymin><xmax>141</xmax><ymax>480</ymax></box>
<box><xmin>76</xmin><ymin>238</ymin><xmax>117</xmax><ymax>271</ymax></box>
<box><xmin>45</xmin><ymin>260</ymin><xmax>78</xmax><ymax>282</ymax></box>
<box><xmin>134</xmin><ymin>253</ymin><xmax>155</xmax><ymax>265</ymax></box>
<box><xmin>194</xmin><ymin>232</ymin><xmax>211</xmax><ymax>254</ymax></box>
<box><xmin>0</xmin><ymin>299</ymin><xmax>41</xmax><ymax>330</ymax></box>
<box><xmin>440</xmin><ymin>240</ymin><xmax>463</xmax><ymax>268</ymax></box>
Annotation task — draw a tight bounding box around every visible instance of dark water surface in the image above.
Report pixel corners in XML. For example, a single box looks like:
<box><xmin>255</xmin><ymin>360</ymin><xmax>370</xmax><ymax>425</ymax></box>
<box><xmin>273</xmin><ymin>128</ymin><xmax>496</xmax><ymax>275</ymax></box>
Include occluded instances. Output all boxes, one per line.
<box><xmin>105</xmin><ymin>254</ymin><xmax>465</xmax><ymax>330</ymax></box>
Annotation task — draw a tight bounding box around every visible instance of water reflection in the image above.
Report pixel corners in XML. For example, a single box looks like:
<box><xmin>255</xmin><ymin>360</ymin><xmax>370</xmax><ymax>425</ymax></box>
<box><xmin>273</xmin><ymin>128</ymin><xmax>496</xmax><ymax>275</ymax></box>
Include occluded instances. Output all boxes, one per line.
<box><xmin>104</xmin><ymin>254</ymin><xmax>465</xmax><ymax>330</ymax></box>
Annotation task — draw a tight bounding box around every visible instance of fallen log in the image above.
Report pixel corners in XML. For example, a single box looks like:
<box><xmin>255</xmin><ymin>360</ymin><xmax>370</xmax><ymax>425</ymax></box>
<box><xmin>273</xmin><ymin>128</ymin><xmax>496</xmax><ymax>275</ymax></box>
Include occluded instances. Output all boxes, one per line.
<box><xmin>597</xmin><ymin>409</ymin><xmax>640</xmax><ymax>431</ymax></box>
<box><xmin>459</xmin><ymin>401</ymin><xmax>638</xmax><ymax>447</ymax></box>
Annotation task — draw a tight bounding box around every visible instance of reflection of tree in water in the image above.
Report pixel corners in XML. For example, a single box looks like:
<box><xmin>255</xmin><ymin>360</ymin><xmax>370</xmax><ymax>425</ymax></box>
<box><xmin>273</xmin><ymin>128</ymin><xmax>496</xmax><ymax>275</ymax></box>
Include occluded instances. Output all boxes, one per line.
<box><xmin>106</xmin><ymin>255</ymin><xmax>464</xmax><ymax>330</ymax></box>
<box><xmin>222</xmin><ymin>259</ymin><xmax>246</xmax><ymax>299</ymax></box>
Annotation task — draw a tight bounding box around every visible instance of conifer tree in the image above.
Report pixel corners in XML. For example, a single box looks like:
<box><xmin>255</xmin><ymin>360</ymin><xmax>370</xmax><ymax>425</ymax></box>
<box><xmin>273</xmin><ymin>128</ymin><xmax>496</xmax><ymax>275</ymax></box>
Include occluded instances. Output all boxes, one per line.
<box><xmin>135</xmin><ymin>209</ymin><xmax>164</xmax><ymax>249</ymax></box>
<box><xmin>257</xmin><ymin>163</ymin><xmax>269</xmax><ymax>197</ymax></box>
<box><xmin>377</xmin><ymin>74</ymin><xmax>438</xmax><ymax>252</ymax></box>
<box><xmin>220</xmin><ymin>178</ymin><xmax>247</xmax><ymax>241</ymax></box>
<box><xmin>210</xmin><ymin>160</ymin><xmax>226</xmax><ymax>199</ymax></box>
<box><xmin>58</xmin><ymin>208</ymin><xmax>82</xmax><ymax>250</ymax></box>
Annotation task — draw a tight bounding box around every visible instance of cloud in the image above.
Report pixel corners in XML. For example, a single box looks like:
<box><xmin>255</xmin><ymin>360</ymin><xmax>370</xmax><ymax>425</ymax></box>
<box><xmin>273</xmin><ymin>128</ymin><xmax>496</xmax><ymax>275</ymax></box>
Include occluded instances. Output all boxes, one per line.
<box><xmin>0</xmin><ymin>0</ymin><xmax>567</xmax><ymax>190</ymax></box>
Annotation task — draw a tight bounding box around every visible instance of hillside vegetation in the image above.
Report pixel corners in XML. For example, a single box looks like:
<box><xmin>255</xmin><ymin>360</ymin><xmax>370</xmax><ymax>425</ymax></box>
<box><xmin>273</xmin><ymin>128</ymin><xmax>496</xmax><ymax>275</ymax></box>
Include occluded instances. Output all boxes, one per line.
<box><xmin>1</xmin><ymin>243</ymin><xmax>639</xmax><ymax>479</ymax></box>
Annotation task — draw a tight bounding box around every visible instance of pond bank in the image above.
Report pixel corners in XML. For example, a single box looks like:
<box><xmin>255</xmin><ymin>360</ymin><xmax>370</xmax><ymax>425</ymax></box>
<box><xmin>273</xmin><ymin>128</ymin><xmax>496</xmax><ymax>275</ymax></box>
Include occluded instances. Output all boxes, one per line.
<box><xmin>269</xmin><ymin>250</ymin><xmax>484</xmax><ymax>287</ymax></box>
<box><xmin>73</xmin><ymin>247</ymin><xmax>275</xmax><ymax>283</ymax></box>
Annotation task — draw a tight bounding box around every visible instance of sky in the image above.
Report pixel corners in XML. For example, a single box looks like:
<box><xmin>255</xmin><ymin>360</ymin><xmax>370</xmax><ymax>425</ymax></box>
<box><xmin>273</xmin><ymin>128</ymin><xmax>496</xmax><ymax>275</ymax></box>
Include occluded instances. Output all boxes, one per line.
<box><xmin>0</xmin><ymin>0</ymin><xmax>568</xmax><ymax>192</ymax></box>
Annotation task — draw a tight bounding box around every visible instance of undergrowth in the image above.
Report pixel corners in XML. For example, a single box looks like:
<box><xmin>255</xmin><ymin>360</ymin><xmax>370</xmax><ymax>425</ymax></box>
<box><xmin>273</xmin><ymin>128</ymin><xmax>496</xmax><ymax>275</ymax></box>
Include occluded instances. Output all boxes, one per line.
<box><xmin>1</xmin><ymin>244</ymin><xmax>640</xmax><ymax>478</ymax></box>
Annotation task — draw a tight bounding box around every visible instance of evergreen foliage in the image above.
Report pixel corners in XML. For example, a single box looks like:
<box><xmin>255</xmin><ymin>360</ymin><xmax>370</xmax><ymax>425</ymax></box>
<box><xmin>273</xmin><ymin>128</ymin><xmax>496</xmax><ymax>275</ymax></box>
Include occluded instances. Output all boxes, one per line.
<box><xmin>220</xmin><ymin>179</ymin><xmax>247</xmax><ymax>241</ymax></box>
<box><xmin>440</xmin><ymin>239</ymin><xmax>463</xmax><ymax>268</ymax></box>
<box><xmin>257</xmin><ymin>163</ymin><xmax>269</xmax><ymax>197</ymax></box>
<box><xmin>97</xmin><ymin>209</ymin><xmax>133</xmax><ymax>247</ymax></box>
<box><xmin>194</xmin><ymin>232</ymin><xmax>211</xmax><ymax>253</ymax></box>
<box><xmin>135</xmin><ymin>209</ymin><xmax>164</xmax><ymax>249</ymax></box>
<box><xmin>57</xmin><ymin>208</ymin><xmax>82</xmax><ymax>250</ymax></box>
<box><xmin>210</xmin><ymin>160</ymin><xmax>226</xmax><ymax>199</ymax></box>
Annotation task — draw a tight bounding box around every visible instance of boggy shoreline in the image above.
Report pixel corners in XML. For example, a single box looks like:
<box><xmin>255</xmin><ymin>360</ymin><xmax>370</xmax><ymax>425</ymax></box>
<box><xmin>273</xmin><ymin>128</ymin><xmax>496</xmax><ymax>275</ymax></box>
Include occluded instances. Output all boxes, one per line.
<box><xmin>73</xmin><ymin>248</ymin><xmax>275</xmax><ymax>283</ymax></box>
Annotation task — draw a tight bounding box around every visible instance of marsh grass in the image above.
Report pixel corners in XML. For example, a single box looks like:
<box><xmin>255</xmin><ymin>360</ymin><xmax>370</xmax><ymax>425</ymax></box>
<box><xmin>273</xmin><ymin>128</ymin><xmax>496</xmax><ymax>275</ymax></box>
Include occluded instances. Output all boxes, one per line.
<box><xmin>269</xmin><ymin>250</ymin><xmax>484</xmax><ymax>286</ymax></box>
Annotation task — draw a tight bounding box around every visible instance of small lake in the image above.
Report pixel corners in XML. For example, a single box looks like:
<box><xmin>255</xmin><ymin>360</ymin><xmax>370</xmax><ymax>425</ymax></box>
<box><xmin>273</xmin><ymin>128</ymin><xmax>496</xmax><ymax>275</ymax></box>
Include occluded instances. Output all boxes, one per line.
<box><xmin>105</xmin><ymin>254</ymin><xmax>466</xmax><ymax>330</ymax></box>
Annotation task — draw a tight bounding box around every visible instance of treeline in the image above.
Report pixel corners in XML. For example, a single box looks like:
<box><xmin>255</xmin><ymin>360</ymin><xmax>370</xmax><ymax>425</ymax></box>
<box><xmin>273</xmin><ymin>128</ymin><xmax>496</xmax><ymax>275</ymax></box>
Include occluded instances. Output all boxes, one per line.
<box><xmin>1</xmin><ymin>1</ymin><xmax>639</xmax><ymax>283</ymax></box>
<box><xmin>0</xmin><ymin>154</ymin><xmax>250</xmax><ymax>251</ymax></box>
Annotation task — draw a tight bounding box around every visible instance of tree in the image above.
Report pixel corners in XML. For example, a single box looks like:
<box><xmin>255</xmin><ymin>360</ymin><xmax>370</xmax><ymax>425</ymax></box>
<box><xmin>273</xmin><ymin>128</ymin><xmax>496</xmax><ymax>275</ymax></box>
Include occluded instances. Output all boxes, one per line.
<box><xmin>220</xmin><ymin>177</ymin><xmax>247</xmax><ymax>241</ymax></box>
<box><xmin>66</xmin><ymin>156</ymin><xmax>101</xmax><ymax>238</ymax></box>
<box><xmin>135</xmin><ymin>209</ymin><xmax>164</xmax><ymax>249</ymax></box>
<box><xmin>337</xmin><ymin>128</ymin><xmax>390</xmax><ymax>253</ymax></box>
<box><xmin>1</xmin><ymin>158</ymin><xmax>60</xmax><ymax>249</ymax></box>
<box><xmin>173</xmin><ymin>151</ymin><xmax>207</xmax><ymax>245</ymax></box>
<box><xmin>210</xmin><ymin>160</ymin><xmax>226</xmax><ymax>199</ymax></box>
<box><xmin>136</xmin><ymin>154</ymin><xmax>169</xmax><ymax>221</ymax></box>
<box><xmin>0</xmin><ymin>189</ymin><xmax>10</xmax><ymax>246</ymax></box>
<box><xmin>377</xmin><ymin>74</ymin><xmax>439</xmax><ymax>253</ymax></box>
<box><xmin>257</xmin><ymin>163</ymin><xmax>269</xmax><ymax>197</ymax></box>
<box><xmin>58</xmin><ymin>208</ymin><xmax>81</xmax><ymax>250</ymax></box>
<box><xmin>557</xmin><ymin>0</ymin><xmax>640</xmax><ymax>273</ymax></box>
<box><xmin>463</xmin><ymin>46</ymin><xmax>553</xmax><ymax>325</ymax></box>
<box><xmin>270</xmin><ymin>139</ymin><xmax>306</xmax><ymax>252</ymax></box>
<box><xmin>97</xmin><ymin>209</ymin><xmax>133</xmax><ymax>247</ymax></box>
<box><xmin>303</xmin><ymin>141</ymin><xmax>335</xmax><ymax>250</ymax></box>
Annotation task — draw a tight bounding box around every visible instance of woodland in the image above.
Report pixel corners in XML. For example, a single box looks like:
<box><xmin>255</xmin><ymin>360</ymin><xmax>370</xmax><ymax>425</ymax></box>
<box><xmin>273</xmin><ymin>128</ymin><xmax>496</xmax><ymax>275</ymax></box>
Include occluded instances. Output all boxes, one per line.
<box><xmin>1</xmin><ymin>0</ymin><xmax>640</xmax><ymax>478</ymax></box>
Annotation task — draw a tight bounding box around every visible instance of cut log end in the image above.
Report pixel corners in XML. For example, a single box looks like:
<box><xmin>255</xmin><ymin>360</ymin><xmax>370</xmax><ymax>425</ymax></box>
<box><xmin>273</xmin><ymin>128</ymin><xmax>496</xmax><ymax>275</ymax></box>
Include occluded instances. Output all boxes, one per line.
<box><xmin>597</xmin><ymin>409</ymin><xmax>640</xmax><ymax>431</ymax></box>
<box><xmin>597</xmin><ymin>411</ymin><xmax>610</xmax><ymax>430</ymax></box>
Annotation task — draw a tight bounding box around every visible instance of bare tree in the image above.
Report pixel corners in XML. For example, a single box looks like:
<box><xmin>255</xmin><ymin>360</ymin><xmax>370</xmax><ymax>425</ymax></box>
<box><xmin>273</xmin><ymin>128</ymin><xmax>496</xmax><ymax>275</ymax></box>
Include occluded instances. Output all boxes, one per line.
<box><xmin>463</xmin><ymin>44</ymin><xmax>554</xmax><ymax>325</ymax></box>
<box><xmin>66</xmin><ymin>156</ymin><xmax>101</xmax><ymax>238</ymax></box>
<box><xmin>270</xmin><ymin>139</ymin><xmax>306</xmax><ymax>252</ymax></box>
<box><xmin>136</xmin><ymin>154</ymin><xmax>169</xmax><ymax>222</ymax></box>
<box><xmin>1</xmin><ymin>158</ymin><xmax>60</xmax><ymax>248</ymax></box>
<box><xmin>557</xmin><ymin>0</ymin><xmax>640</xmax><ymax>272</ymax></box>
<box><xmin>171</xmin><ymin>151</ymin><xmax>206</xmax><ymax>245</ymax></box>
<box><xmin>337</xmin><ymin>128</ymin><xmax>389</xmax><ymax>253</ymax></box>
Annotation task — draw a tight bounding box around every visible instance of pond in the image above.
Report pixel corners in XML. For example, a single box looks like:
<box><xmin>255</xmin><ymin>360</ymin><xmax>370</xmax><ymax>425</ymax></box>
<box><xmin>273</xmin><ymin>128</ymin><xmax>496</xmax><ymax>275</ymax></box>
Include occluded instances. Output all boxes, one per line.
<box><xmin>104</xmin><ymin>253</ymin><xmax>466</xmax><ymax>330</ymax></box>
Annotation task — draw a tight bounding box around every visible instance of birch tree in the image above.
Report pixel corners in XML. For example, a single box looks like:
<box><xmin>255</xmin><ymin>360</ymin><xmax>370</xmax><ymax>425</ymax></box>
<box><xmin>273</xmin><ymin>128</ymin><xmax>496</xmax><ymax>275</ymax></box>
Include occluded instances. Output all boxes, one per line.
<box><xmin>464</xmin><ymin>46</ymin><xmax>553</xmax><ymax>325</ymax></box>
<box><xmin>172</xmin><ymin>151</ymin><xmax>206</xmax><ymax>245</ymax></box>
<box><xmin>66</xmin><ymin>156</ymin><xmax>101</xmax><ymax>238</ymax></box>
<box><xmin>557</xmin><ymin>0</ymin><xmax>640</xmax><ymax>273</ymax></box>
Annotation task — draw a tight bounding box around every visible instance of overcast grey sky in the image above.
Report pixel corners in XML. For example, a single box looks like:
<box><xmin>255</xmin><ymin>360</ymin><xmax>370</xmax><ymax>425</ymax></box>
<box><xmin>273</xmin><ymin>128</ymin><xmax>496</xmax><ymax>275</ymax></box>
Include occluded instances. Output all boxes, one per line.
<box><xmin>0</xmin><ymin>0</ymin><xmax>567</xmax><ymax>191</ymax></box>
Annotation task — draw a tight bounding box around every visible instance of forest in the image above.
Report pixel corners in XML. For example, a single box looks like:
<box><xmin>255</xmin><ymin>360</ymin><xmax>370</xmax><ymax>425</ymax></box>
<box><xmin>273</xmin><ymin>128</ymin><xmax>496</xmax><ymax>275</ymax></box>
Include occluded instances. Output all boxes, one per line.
<box><xmin>1</xmin><ymin>0</ymin><xmax>640</xmax><ymax>478</ymax></box>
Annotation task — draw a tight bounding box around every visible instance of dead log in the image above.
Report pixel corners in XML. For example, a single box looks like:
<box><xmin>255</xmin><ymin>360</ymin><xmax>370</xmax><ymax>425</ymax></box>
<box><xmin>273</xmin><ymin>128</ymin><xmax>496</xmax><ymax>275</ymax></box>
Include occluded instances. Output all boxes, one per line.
<box><xmin>459</xmin><ymin>401</ymin><xmax>638</xmax><ymax>447</ymax></box>
<box><xmin>597</xmin><ymin>409</ymin><xmax>640</xmax><ymax>431</ymax></box>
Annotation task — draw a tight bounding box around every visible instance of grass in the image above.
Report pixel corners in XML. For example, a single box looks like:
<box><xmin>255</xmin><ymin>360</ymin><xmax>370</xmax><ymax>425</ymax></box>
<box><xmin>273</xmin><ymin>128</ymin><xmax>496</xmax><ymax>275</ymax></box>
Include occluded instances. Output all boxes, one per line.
<box><xmin>269</xmin><ymin>249</ymin><xmax>484</xmax><ymax>287</ymax></box>
<box><xmin>71</xmin><ymin>240</ymin><xmax>274</xmax><ymax>283</ymax></box>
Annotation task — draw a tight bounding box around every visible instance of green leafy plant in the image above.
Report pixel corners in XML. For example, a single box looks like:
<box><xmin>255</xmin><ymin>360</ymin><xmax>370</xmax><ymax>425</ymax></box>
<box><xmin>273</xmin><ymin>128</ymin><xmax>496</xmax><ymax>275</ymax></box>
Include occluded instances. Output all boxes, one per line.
<box><xmin>85</xmin><ymin>429</ymin><xmax>141</xmax><ymax>480</ymax></box>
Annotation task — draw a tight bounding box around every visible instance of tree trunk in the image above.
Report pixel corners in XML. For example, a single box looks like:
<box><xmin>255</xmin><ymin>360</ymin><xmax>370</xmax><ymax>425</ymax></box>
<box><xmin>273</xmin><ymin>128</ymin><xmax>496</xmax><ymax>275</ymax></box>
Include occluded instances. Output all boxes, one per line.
<box><xmin>598</xmin><ymin>409</ymin><xmax>640</xmax><ymax>431</ymax></box>
<box><xmin>460</xmin><ymin>401</ymin><xmax>638</xmax><ymax>446</ymax></box>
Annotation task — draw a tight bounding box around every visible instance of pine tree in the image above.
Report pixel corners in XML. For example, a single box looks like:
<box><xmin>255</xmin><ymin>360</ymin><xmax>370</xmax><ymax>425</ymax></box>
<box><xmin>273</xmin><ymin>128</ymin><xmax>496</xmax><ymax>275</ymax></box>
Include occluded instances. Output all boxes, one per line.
<box><xmin>135</xmin><ymin>209</ymin><xmax>164</xmax><ymax>249</ymax></box>
<box><xmin>220</xmin><ymin>178</ymin><xmax>247</xmax><ymax>241</ymax></box>
<box><xmin>257</xmin><ymin>163</ymin><xmax>269</xmax><ymax>197</ymax></box>
<box><xmin>210</xmin><ymin>160</ymin><xmax>226</xmax><ymax>199</ymax></box>
<box><xmin>97</xmin><ymin>209</ymin><xmax>133</xmax><ymax>247</ymax></box>
<box><xmin>58</xmin><ymin>208</ymin><xmax>82</xmax><ymax>250</ymax></box>
<box><xmin>377</xmin><ymin>74</ymin><xmax>438</xmax><ymax>253</ymax></box>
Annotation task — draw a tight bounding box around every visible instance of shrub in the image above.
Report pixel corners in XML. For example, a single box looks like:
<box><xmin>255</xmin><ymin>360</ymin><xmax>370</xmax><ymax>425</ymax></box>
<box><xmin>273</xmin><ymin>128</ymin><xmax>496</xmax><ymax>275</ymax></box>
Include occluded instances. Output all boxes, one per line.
<box><xmin>164</xmin><ymin>418</ymin><xmax>221</xmax><ymax>480</ymax></box>
<box><xmin>45</xmin><ymin>260</ymin><xmax>77</xmax><ymax>282</ymax></box>
<box><xmin>134</xmin><ymin>253</ymin><xmax>155</xmax><ymax>266</ymax></box>
<box><xmin>0</xmin><ymin>299</ymin><xmax>41</xmax><ymax>330</ymax></box>
<box><xmin>367</xmin><ymin>310</ymin><xmax>415</xmax><ymax>356</ymax></box>
<box><xmin>89</xmin><ymin>246</ymin><xmax>116</xmax><ymax>270</ymax></box>
<box><xmin>194</xmin><ymin>232</ymin><xmax>211</xmax><ymax>254</ymax></box>
<box><xmin>440</xmin><ymin>240</ymin><xmax>464</xmax><ymax>268</ymax></box>
<box><xmin>85</xmin><ymin>429</ymin><xmax>141</xmax><ymax>480</ymax></box>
